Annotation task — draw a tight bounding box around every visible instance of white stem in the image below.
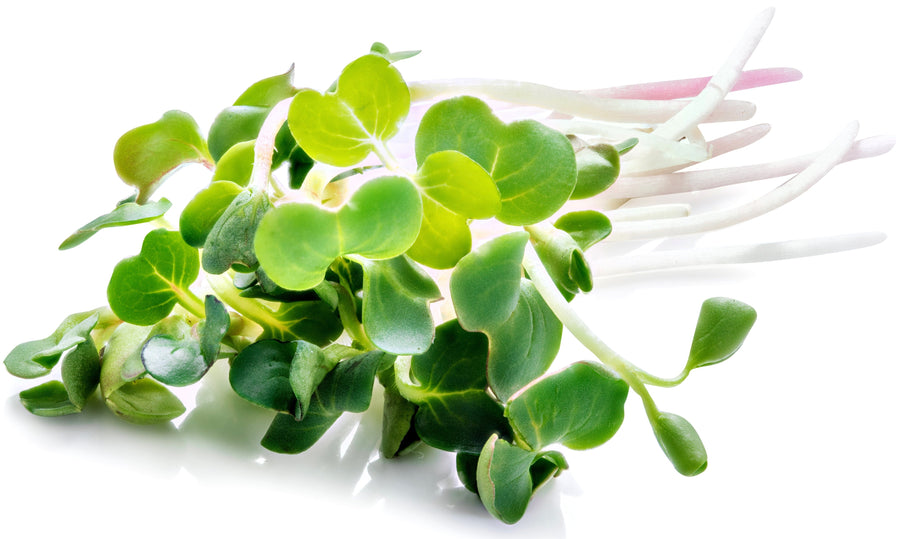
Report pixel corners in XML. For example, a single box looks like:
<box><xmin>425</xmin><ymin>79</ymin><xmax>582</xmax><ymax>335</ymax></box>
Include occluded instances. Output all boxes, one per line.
<box><xmin>251</xmin><ymin>98</ymin><xmax>293</xmax><ymax>191</ymax></box>
<box><xmin>604</xmin><ymin>203</ymin><xmax>691</xmax><ymax>222</ymax></box>
<box><xmin>409</xmin><ymin>79</ymin><xmax>756</xmax><ymax>124</ymax></box>
<box><xmin>547</xmin><ymin>119</ymin><xmax>709</xmax><ymax>163</ymax></box>
<box><xmin>607</xmin><ymin>122</ymin><xmax>859</xmax><ymax>241</ymax></box>
<box><xmin>593</xmin><ymin>233</ymin><xmax>887</xmax><ymax>276</ymax></box>
<box><xmin>653</xmin><ymin>7</ymin><xmax>775</xmax><ymax>141</ymax></box>
<box><xmin>607</xmin><ymin>134</ymin><xmax>894</xmax><ymax>199</ymax></box>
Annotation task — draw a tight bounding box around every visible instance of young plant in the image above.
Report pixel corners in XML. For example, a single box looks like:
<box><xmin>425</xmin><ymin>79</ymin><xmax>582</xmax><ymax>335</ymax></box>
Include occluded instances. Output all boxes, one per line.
<box><xmin>3</xmin><ymin>9</ymin><xmax>892</xmax><ymax>524</ymax></box>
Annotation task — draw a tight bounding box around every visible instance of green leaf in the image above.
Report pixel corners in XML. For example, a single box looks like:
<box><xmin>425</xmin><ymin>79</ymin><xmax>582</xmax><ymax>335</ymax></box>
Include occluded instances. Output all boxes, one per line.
<box><xmin>527</xmin><ymin>224</ymin><xmax>593</xmax><ymax>295</ymax></box>
<box><xmin>415</xmin><ymin>96</ymin><xmax>576</xmax><ymax>225</ymax></box>
<box><xmin>106</xmin><ymin>378</ymin><xmax>186</xmax><ymax>425</ymax></box>
<box><xmin>257</xmin><ymin>301</ymin><xmax>343</xmax><ymax>346</ymax></box>
<box><xmin>570</xmin><ymin>143</ymin><xmax>620</xmax><ymax>199</ymax></box>
<box><xmin>378</xmin><ymin>362</ymin><xmax>420</xmax><ymax>458</ymax></box>
<box><xmin>99</xmin><ymin>323</ymin><xmax>154</xmax><ymax>398</ymax></box>
<box><xmin>651</xmin><ymin>412</ymin><xmax>708</xmax><ymax>476</ymax></box>
<box><xmin>485</xmin><ymin>280</ymin><xmax>562</xmax><ymax>402</ymax></box>
<box><xmin>476</xmin><ymin>434</ymin><xmax>568</xmax><ymax>524</ymax></box>
<box><xmin>686</xmin><ymin>297</ymin><xmax>757</xmax><ymax>372</ymax></box>
<box><xmin>255</xmin><ymin>175</ymin><xmax>423</xmax><ymax>291</ymax></box>
<box><xmin>450</xmin><ymin>232</ymin><xmax>529</xmax><ymax>332</ymax></box>
<box><xmin>179</xmin><ymin>181</ymin><xmax>243</xmax><ymax>248</ymax></box>
<box><xmin>287</xmin><ymin>54</ymin><xmax>410</xmax><ymax>167</ymax></box>
<box><xmin>506</xmin><ymin>362</ymin><xmax>629</xmax><ymax>451</ymax></box>
<box><xmin>361</xmin><ymin>256</ymin><xmax>441</xmax><ymax>355</ymax></box>
<box><xmin>289</xmin><ymin>341</ymin><xmax>339</xmax><ymax>419</ymax></box>
<box><xmin>59</xmin><ymin>198</ymin><xmax>172</xmax><ymax>250</ymax></box>
<box><xmin>60</xmin><ymin>337</ymin><xmax>101</xmax><ymax>409</ymax></box>
<box><xmin>208</xmin><ymin>106</ymin><xmax>268</xmax><ymax>162</ymax></box>
<box><xmin>141</xmin><ymin>334</ymin><xmax>203</xmax><ymax>387</ymax></box>
<box><xmin>406</xmin><ymin>150</ymin><xmax>500</xmax><ymax>268</ymax></box>
<box><xmin>234</xmin><ymin>64</ymin><xmax>297</xmax><ymax>108</ymax></box>
<box><xmin>553</xmin><ymin>210</ymin><xmax>612</xmax><ymax>251</ymax></box>
<box><xmin>114</xmin><ymin>110</ymin><xmax>211</xmax><ymax>202</ymax></box>
<box><xmin>202</xmin><ymin>189</ymin><xmax>271</xmax><ymax>274</ymax></box>
<box><xmin>4</xmin><ymin>310</ymin><xmax>100</xmax><ymax>379</ymax></box>
<box><xmin>229</xmin><ymin>340</ymin><xmax>297</xmax><ymax>413</ymax></box>
<box><xmin>107</xmin><ymin>229</ymin><xmax>200</xmax><ymax>325</ymax></box>
<box><xmin>261</xmin><ymin>351</ymin><xmax>385</xmax><ymax>453</ymax></box>
<box><xmin>199</xmin><ymin>295</ymin><xmax>230</xmax><ymax>364</ymax></box>
<box><xmin>394</xmin><ymin>320</ymin><xmax>512</xmax><ymax>453</ymax></box>
<box><xmin>369</xmin><ymin>42</ymin><xmax>421</xmax><ymax>63</ymax></box>
<box><xmin>19</xmin><ymin>381</ymin><xmax>80</xmax><ymax>417</ymax></box>
<box><xmin>210</xmin><ymin>140</ymin><xmax>255</xmax><ymax>187</ymax></box>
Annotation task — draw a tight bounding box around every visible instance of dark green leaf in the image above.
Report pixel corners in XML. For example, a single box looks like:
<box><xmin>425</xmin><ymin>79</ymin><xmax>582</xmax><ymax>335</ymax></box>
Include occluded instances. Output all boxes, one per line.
<box><xmin>19</xmin><ymin>381</ymin><xmax>79</xmax><ymax>417</ymax></box>
<box><xmin>652</xmin><ymin>412</ymin><xmax>708</xmax><ymax>476</ymax></box>
<box><xmin>485</xmin><ymin>279</ymin><xmax>562</xmax><ymax>402</ymax></box>
<box><xmin>506</xmin><ymin>362</ymin><xmax>629</xmax><ymax>451</ymax></box>
<box><xmin>199</xmin><ymin>295</ymin><xmax>230</xmax><ymax>364</ymax></box>
<box><xmin>261</xmin><ymin>402</ymin><xmax>340</xmax><ymax>454</ymax></box>
<box><xmin>450</xmin><ymin>232</ymin><xmax>529</xmax><ymax>332</ymax></box>
<box><xmin>105</xmin><ymin>378</ymin><xmax>186</xmax><ymax>424</ymax></box>
<box><xmin>4</xmin><ymin>310</ymin><xmax>100</xmax><ymax>379</ymax></box>
<box><xmin>202</xmin><ymin>189</ymin><xmax>271</xmax><ymax>275</ymax></box>
<box><xmin>686</xmin><ymin>297</ymin><xmax>757</xmax><ymax>372</ymax></box>
<box><xmin>379</xmin><ymin>362</ymin><xmax>420</xmax><ymax>458</ymax></box>
<box><xmin>361</xmin><ymin>256</ymin><xmax>441</xmax><ymax>355</ymax></box>
<box><xmin>257</xmin><ymin>301</ymin><xmax>343</xmax><ymax>346</ymax></box>
<box><xmin>59</xmin><ymin>198</ymin><xmax>172</xmax><ymax>250</ymax></box>
<box><xmin>60</xmin><ymin>337</ymin><xmax>101</xmax><ymax>409</ymax></box>
<box><xmin>141</xmin><ymin>325</ymin><xmax>205</xmax><ymax>388</ymax></box>
<box><xmin>395</xmin><ymin>320</ymin><xmax>511</xmax><ymax>453</ymax></box>
<box><xmin>476</xmin><ymin>435</ymin><xmax>568</xmax><ymax>524</ymax></box>
<box><xmin>553</xmin><ymin>210</ymin><xmax>612</xmax><ymax>251</ymax></box>
<box><xmin>114</xmin><ymin>110</ymin><xmax>212</xmax><ymax>202</ymax></box>
<box><xmin>229</xmin><ymin>340</ymin><xmax>296</xmax><ymax>413</ymax></box>
<box><xmin>107</xmin><ymin>229</ymin><xmax>200</xmax><ymax>325</ymax></box>
<box><xmin>457</xmin><ymin>452</ymin><xmax>480</xmax><ymax>493</ymax></box>
<box><xmin>415</xmin><ymin>96</ymin><xmax>576</xmax><ymax>225</ymax></box>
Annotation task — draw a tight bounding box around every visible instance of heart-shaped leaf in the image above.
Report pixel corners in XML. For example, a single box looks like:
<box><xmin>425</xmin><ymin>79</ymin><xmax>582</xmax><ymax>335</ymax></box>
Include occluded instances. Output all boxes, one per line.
<box><xmin>361</xmin><ymin>256</ymin><xmax>441</xmax><ymax>354</ymax></box>
<box><xmin>450</xmin><ymin>232</ymin><xmax>529</xmax><ymax>332</ymax></box>
<box><xmin>406</xmin><ymin>150</ymin><xmax>500</xmax><ymax>268</ymax></box>
<box><xmin>202</xmin><ymin>189</ymin><xmax>271</xmax><ymax>274</ymax></box>
<box><xmin>685</xmin><ymin>297</ymin><xmax>757</xmax><ymax>372</ymax></box>
<box><xmin>114</xmin><ymin>110</ymin><xmax>212</xmax><ymax>202</ymax></box>
<box><xmin>59</xmin><ymin>198</ymin><xmax>172</xmax><ymax>250</ymax></box>
<box><xmin>415</xmin><ymin>96</ymin><xmax>576</xmax><ymax>225</ymax></box>
<box><xmin>179</xmin><ymin>181</ymin><xmax>243</xmax><ymax>248</ymax></box>
<box><xmin>553</xmin><ymin>210</ymin><xmax>612</xmax><ymax>251</ymax></box>
<box><xmin>255</xmin><ymin>175</ymin><xmax>423</xmax><ymax>291</ymax></box>
<box><xmin>393</xmin><ymin>320</ymin><xmax>512</xmax><ymax>453</ymax></box>
<box><xmin>506</xmin><ymin>362</ymin><xmax>629</xmax><ymax>451</ymax></box>
<box><xmin>4</xmin><ymin>310</ymin><xmax>100</xmax><ymax>379</ymax></box>
<box><xmin>485</xmin><ymin>279</ymin><xmax>562</xmax><ymax>402</ymax></box>
<box><xmin>107</xmin><ymin>229</ymin><xmax>201</xmax><ymax>325</ymax></box>
<box><xmin>287</xmin><ymin>54</ymin><xmax>410</xmax><ymax>167</ymax></box>
<box><xmin>476</xmin><ymin>434</ymin><xmax>569</xmax><ymax>524</ymax></box>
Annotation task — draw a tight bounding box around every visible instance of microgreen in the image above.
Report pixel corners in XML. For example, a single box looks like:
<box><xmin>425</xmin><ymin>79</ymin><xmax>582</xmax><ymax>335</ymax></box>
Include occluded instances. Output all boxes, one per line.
<box><xmin>3</xmin><ymin>9</ymin><xmax>892</xmax><ymax>525</ymax></box>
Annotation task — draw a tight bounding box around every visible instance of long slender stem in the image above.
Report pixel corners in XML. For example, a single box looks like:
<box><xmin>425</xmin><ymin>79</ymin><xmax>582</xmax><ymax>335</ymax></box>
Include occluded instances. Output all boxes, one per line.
<box><xmin>607</xmin><ymin>122</ymin><xmax>859</xmax><ymax>241</ymax></box>
<box><xmin>521</xmin><ymin>243</ymin><xmax>659</xmax><ymax>416</ymax></box>
<box><xmin>251</xmin><ymin>97</ymin><xmax>293</xmax><ymax>192</ymax></box>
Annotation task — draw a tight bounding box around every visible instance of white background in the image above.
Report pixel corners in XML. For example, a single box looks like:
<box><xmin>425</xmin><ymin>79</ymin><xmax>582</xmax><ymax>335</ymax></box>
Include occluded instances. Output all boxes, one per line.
<box><xmin>1</xmin><ymin>1</ymin><xmax>897</xmax><ymax>537</ymax></box>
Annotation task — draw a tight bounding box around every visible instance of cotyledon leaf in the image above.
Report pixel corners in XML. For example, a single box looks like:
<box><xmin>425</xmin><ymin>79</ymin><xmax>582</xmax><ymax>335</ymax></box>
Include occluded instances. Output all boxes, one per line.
<box><xmin>202</xmin><ymin>189</ymin><xmax>271</xmax><ymax>275</ymax></box>
<box><xmin>287</xmin><ymin>54</ymin><xmax>410</xmax><ymax>167</ymax></box>
<box><xmin>107</xmin><ymin>229</ymin><xmax>200</xmax><ymax>326</ymax></box>
<box><xmin>255</xmin><ymin>175</ymin><xmax>423</xmax><ymax>291</ymax></box>
<box><xmin>415</xmin><ymin>96</ymin><xmax>576</xmax><ymax>225</ymax></box>
<box><xmin>59</xmin><ymin>198</ymin><xmax>172</xmax><ymax>250</ymax></box>
<box><xmin>4</xmin><ymin>310</ymin><xmax>100</xmax><ymax>379</ymax></box>
<box><xmin>179</xmin><ymin>181</ymin><xmax>243</xmax><ymax>248</ymax></box>
<box><xmin>505</xmin><ymin>361</ymin><xmax>629</xmax><ymax>451</ymax></box>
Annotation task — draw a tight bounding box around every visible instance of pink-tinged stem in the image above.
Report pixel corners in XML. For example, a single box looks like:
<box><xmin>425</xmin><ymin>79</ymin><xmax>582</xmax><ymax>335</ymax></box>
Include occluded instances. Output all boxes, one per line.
<box><xmin>582</xmin><ymin>67</ymin><xmax>803</xmax><ymax>101</ymax></box>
